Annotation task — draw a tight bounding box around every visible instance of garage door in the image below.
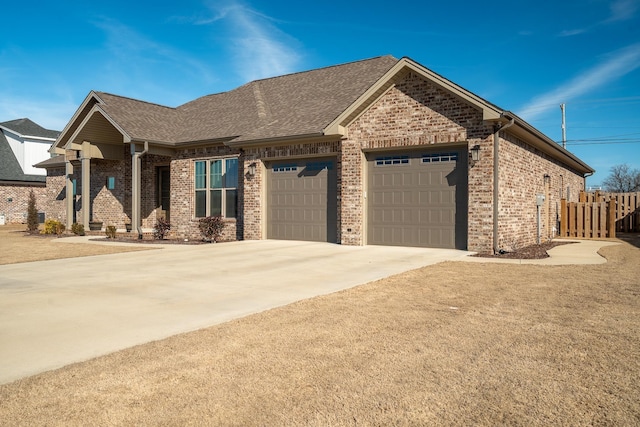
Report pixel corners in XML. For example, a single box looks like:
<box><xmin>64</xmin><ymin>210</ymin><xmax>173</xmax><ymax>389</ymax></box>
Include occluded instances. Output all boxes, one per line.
<box><xmin>367</xmin><ymin>150</ymin><xmax>467</xmax><ymax>249</ymax></box>
<box><xmin>267</xmin><ymin>158</ymin><xmax>337</xmax><ymax>242</ymax></box>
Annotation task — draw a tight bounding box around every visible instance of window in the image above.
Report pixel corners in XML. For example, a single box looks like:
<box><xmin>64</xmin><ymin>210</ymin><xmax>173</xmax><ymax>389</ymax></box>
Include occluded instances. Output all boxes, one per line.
<box><xmin>422</xmin><ymin>152</ymin><xmax>458</xmax><ymax>163</ymax></box>
<box><xmin>106</xmin><ymin>176</ymin><xmax>116</xmax><ymax>190</ymax></box>
<box><xmin>195</xmin><ymin>158</ymin><xmax>238</xmax><ymax>218</ymax></box>
<box><xmin>273</xmin><ymin>164</ymin><xmax>298</xmax><ymax>172</ymax></box>
<box><xmin>375</xmin><ymin>156</ymin><xmax>409</xmax><ymax>166</ymax></box>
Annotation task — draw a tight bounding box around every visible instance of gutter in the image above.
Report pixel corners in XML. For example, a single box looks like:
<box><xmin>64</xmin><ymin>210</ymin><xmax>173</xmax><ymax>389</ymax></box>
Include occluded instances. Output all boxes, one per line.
<box><xmin>584</xmin><ymin>171</ymin><xmax>594</xmax><ymax>192</ymax></box>
<box><xmin>493</xmin><ymin>118</ymin><xmax>515</xmax><ymax>254</ymax></box>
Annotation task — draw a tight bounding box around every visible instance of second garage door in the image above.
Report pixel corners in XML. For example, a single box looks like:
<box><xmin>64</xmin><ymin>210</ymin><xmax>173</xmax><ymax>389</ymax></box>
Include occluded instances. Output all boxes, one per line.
<box><xmin>367</xmin><ymin>149</ymin><xmax>467</xmax><ymax>249</ymax></box>
<box><xmin>267</xmin><ymin>158</ymin><xmax>337</xmax><ymax>243</ymax></box>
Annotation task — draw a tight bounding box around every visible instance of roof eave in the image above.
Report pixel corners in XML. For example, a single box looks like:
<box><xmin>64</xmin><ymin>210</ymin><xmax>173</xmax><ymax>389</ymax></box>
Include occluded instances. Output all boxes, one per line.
<box><xmin>0</xmin><ymin>125</ymin><xmax>57</xmax><ymax>142</ymax></box>
<box><xmin>499</xmin><ymin>112</ymin><xmax>594</xmax><ymax>175</ymax></box>
<box><xmin>53</xmin><ymin>91</ymin><xmax>103</xmax><ymax>151</ymax></box>
<box><xmin>225</xmin><ymin>132</ymin><xmax>337</xmax><ymax>149</ymax></box>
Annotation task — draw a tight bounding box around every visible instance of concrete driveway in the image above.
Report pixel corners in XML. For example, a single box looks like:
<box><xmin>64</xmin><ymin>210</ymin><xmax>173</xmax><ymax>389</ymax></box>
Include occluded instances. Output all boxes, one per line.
<box><xmin>0</xmin><ymin>239</ymin><xmax>470</xmax><ymax>385</ymax></box>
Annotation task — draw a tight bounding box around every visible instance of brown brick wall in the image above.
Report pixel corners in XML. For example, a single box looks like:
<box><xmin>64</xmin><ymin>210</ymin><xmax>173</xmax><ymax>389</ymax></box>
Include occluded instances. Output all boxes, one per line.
<box><xmin>43</xmin><ymin>167</ymin><xmax>68</xmax><ymax>223</ymax></box>
<box><xmin>0</xmin><ymin>182</ymin><xmax>47</xmax><ymax>224</ymax></box>
<box><xmin>241</xmin><ymin>151</ymin><xmax>263</xmax><ymax>240</ymax></box>
<box><xmin>495</xmin><ymin>131</ymin><xmax>584</xmax><ymax>251</ymax></box>
<box><xmin>171</xmin><ymin>145</ymin><xmax>242</xmax><ymax>241</ymax></box>
<box><xmin>345</xmin><ymin>71</ymin><xmax>492</xmax><ymax>248</ymax></box>
<box><xmin>343</xmin><ymin>70</ymin><xmax>584</xmax><ymax>252</ymax></box>
<box><xmin>242</xmin><ymin>141</ymin><xmax>341</xmax><ymax>241</ymax></box>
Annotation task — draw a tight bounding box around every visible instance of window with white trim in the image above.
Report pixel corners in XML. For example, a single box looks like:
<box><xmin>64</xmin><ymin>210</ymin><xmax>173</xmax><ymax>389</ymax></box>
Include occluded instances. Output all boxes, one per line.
<box><xmin>273</xmin><ymin>164</ymin><xmax>298</xmax><ymax>172</ymax></box>
<box><xmin>374</xmin><ymin>155</ymin><xmax>409</xmax><ymax>166</ymax></box>
<box><xmin>195</xmin><ymin>158</ymin><xmax>238</xmax><ymax>218</ymax></box>
<box><xmin>422</xmin><ymin>152</ymin><xmax>458</xmax><ymax>163</ymax></box>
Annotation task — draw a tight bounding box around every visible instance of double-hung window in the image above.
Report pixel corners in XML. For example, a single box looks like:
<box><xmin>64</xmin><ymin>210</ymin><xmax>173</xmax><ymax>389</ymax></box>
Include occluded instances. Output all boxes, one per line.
<box><xmin>195</xmin><ymin>158</ymin><xmax>238</xmax><ymax>218</ymax></box>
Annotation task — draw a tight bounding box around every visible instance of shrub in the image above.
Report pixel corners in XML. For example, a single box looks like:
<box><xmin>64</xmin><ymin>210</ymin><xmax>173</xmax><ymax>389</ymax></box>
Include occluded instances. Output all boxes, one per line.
<box><xmin>153</xmin><ymin>218</ymin><xmax>171</xmax><ymax>240</ymax></box>
<box><xmin>42</xmin><ymin>219</ymin><xmax>65</xmax><ymax>236</ymax></box>
<box><xmin>105</xmin><ymin>225</ymin><xmax>117</xmax><ymax>239</ymax></box>
<box><xmin>198</xmin><ymin>216</ymin><xmax>225</xmax><ymax>242</ymax></box>
<box><xmin>26</xmin><ymin>190</ymin><xmax>39</xmax><ymax>233</ymax></box>
<box><xmin>71</xmin><ymin>223</ymin><xmax>85</xmax><ymax>236</ymax></box>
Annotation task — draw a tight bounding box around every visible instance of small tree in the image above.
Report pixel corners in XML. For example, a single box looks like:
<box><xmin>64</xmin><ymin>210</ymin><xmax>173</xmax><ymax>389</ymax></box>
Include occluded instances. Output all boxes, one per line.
<box><xmin>602</xmin><ymin>164</ymin><xmax>640</xmax><ymax>193</ymax></box>
<box><xmin>26</xmin><ymin>190</ymin><xmax>39</xmax><ymax>233</ymax></box>
<box><xmin>198</xmin><ymin>216</ymin><xmax>225</xmax><ymax>242</ymax></box>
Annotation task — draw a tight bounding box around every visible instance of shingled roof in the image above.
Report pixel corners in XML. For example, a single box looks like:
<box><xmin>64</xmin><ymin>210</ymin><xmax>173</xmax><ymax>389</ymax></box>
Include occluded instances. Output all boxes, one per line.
<box><xmin>90</xmin><ymin>55</ymin><xmax>399</xmax><ymax>144</ymax></box>
<box><xmin>0</xmin><ymin>118</ymin><xmax>60</xmax><ymax>139</ymax></box>
<box><xmin>0</xmin><ymin>131</ymin><xmax>46</xmax><ymax>183</ymax></box>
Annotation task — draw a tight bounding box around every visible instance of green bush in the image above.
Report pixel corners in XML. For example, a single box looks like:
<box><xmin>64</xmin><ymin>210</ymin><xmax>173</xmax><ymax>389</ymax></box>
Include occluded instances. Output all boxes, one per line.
<box><xmin>71</xmin><ymin>223</ymin><xmax>85</xmax><ymax>236</ymax></box>
<box><xmin>105</xmin><ymin>225</ymin><xmax>117</xmax><ymax>239</ymax></box>
<box><xmin>153</xmin><ymin>218</ymin><xmax>171</xmax><ymax>240</ymax></box>
<box><xmin>198</xmin><ymin>216</ymin><xmax>225</xmax><ymax>242</ymax></box>
<box><xmin>42</xmin><ymin>219</ymin><xmax>65</xmax><ymax>236</ymax></box>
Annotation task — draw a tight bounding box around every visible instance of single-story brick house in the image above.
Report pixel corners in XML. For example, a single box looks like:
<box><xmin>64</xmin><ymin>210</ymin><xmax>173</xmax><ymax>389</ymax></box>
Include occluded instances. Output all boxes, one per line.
<box><xmin>38</xmin><ymin>56</ymin><xmax>593</xmax><ymax>253</ymax></box>
<box><xmin>1</xmin><ymin>118</ymin><xmax>60</xmax><ymax>224</ymax></box>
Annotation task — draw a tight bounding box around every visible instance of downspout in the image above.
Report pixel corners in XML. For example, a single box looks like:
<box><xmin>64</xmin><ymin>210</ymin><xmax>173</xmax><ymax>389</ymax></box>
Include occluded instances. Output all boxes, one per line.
<box><xmin>583</xmin><ymin>171</ymin><xmax>594</xmax><ymax>192</ymax></box>
<box><xmin>493</xmin><ymin>118</ymin><xmax>515</xmax><ymax>254</ymax></box>
<box><xmin>131</xmin><ymin>141</ymin><xmax>149</xmax><ymax>239</ymax></box>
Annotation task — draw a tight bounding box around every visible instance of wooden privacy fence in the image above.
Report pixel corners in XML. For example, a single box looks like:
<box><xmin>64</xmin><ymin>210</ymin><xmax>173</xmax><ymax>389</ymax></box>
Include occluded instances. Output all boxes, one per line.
<box><xmin>560</xmin><ymin>191</ymin><xmax>640</xmax><ymax>239</ymax></box>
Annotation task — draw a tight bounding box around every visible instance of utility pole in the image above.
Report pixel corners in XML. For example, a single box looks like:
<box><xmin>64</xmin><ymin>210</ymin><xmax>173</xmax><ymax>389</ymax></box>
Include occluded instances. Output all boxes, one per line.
<box><xmin>560</xmin><ymin>103</ymin><xmax>566</xmax><ymax>148</ymax></box>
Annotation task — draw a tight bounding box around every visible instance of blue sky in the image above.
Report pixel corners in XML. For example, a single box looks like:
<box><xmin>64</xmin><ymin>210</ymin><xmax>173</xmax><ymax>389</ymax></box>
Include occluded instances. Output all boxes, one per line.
<box><xmin>1</xmin><ymin>0</ymin><xmax>638</xmax><ymax>186</ymax></box>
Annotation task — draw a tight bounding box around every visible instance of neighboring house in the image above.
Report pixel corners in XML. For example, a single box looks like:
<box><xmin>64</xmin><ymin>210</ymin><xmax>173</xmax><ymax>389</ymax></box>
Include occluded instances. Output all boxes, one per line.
<box><xmin>38</xmin><ymin>56</ymin><xmax>593</xmax><ymax>252</ymax></box>
<box><xmin>0</xmin><ymin>119</ymin><xmax>59</xmax><ymax>224</ymax></box>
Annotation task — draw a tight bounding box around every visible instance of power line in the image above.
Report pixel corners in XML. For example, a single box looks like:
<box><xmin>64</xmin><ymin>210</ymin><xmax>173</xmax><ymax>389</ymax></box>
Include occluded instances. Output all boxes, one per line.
<box><xmin>563</xmin><ymin>140</ymin><xmax>640</xmax><ymax>146</ymax></box>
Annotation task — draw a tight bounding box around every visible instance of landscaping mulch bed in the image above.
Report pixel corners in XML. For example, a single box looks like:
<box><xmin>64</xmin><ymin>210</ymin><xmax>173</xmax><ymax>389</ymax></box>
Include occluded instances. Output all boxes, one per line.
<box><xmin>473</xmin><ymin>241</ymin><xmax>575</xmax><ymax>259</ymax></box>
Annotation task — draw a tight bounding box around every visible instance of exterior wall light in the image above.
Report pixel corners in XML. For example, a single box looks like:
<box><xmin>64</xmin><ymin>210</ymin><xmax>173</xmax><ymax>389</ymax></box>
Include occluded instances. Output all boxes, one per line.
<box><xmin>470</xmin><ymin>145</ymin><xmax>481</xmax><ymax>163</ymax></box>
<box><xmin>247</xmin><ymin>162</ymin><xmax>257</xmax><ymax>177</ymax></box>
<box><xmin>543</xmin><ymin>174</ymin><xmax>551</xmax><ymax>185</ymax></box>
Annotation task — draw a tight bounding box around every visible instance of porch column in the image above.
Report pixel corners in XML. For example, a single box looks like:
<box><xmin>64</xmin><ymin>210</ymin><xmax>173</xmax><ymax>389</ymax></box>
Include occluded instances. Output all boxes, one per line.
<box><xmin>65</xmin><ymin>159</ymin><xmax>74</xmax><ymax>230</ymax></box>
<box><xmin>131</xmin><ymin>142</ymin><xmax>148</xmax><ymax>238</ymax></box>
<box><xmin>80</xmin><ymin>141</ymin><xmax>92</xmax><ymax>230</ymax></box>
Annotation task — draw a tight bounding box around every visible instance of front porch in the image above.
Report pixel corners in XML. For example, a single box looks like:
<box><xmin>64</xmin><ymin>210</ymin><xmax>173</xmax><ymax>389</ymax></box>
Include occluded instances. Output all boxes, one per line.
<box><xmin>51</xmin><ymin>108</ymin><xmax>174</xmax><ymax>236</ymax></box>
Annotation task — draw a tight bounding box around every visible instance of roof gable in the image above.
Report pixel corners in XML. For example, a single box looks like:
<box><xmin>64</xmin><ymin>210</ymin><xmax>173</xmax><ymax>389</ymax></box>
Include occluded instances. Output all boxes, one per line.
<box><xmin>0</xmin><ymin>131</ymin><xmax>46</xmax><ymax>182</ymax></box>
<box><xmin>0</xmin><ymin>118</ymin><xmax>60</xmax><ymax>140</ymax></box>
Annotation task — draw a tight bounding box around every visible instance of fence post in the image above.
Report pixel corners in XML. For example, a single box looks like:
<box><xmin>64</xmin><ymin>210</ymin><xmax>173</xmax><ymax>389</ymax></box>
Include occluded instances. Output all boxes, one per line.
<box><xmin>608</xmin><ymin>200</ymin><xmax>616</xmax><ymax>239</ymax></box>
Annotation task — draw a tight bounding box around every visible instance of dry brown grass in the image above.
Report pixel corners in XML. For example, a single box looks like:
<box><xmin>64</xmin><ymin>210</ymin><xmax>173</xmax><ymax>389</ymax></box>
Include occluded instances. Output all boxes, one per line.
<box><xmin>0</xmin><ymin>224</ymin><xmax>153</xmax><ymax>264</ymax></box>
<box><xmin>0</xmin><ymin>232</ymin><xmax>639</xmax><ymax>426</ymax></box>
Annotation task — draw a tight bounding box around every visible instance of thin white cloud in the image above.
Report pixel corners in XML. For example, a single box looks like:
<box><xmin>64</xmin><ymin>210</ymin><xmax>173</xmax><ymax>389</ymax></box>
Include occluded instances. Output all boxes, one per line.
<box><xmin>559</xmin><ymin>28</ymin><xmax>587</xmax><ymax>37</ymax></box>
<box><xmin>518</xmin><ymin>43</ymin><xmax>640</xmax><ymax>121</ymax></box>
<box><xmin>93</xmin><ymin>18</ymin><xmax>216</xmax><ymax>87</ymax></box>
<box><xmin>605</xmin><ymin>0</ymin><xmax>639</xmax><ymax>22</ymax></box>
<box><xmin>560</xmin><ymin>0</ymin><xmax>639</xmax><ymax>36</ymax></box>
<box><xmin>0</xmin><ymin>95</ymin><xmax>78</xmax><ymax>131</ymax></box>
<box><xmin>200</xmin><ymin>2</ymin><xmax>301</xmax><ymax>81</ymax></box>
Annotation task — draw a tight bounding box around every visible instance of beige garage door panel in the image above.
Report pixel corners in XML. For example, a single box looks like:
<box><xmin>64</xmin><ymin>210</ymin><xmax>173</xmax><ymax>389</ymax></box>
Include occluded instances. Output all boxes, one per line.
<box><xmin>267</xmin><ymin>159</ymin><xmax>337</xmax><ymax>243</ymax></box>
<box><xmin>368</xmin><ymin>150</ymin><xmax>467</xmax><ymax>249</ymax></box>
